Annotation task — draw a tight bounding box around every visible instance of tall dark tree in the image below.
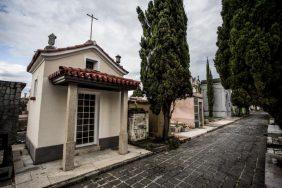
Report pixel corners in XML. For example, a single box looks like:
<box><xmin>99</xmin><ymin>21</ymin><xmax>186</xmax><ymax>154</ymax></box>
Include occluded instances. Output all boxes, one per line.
<box><xmin>214</xmin><ymin>0</ymin><xmax>241</xmax><ymax>88</ymax></box>
<box><xmin>215</xmin><ymin>0</ymin><xmax>258</xmax><ymax>103</ymax></box>
<box><xmin>231</xmin><ymin>88</ymin><xmax>251</xmax><ymax>115</ymax></box>
<box><xmin>228</xmin><ymin>0</ymin><xmax>259</xmax><ymax>107</ymax></box>
<box><xmin>206</xmin><ymin>59</ymin><xmax>214</xmax><ymax>118</ymax></box>
<box><xmin>137</xmin><ymin>0</ymin><xmax>192</xmax><ymax>140</ymax></box>
<box><xmin>131</xmin><ymin>86</ymin><xmax>143</xmax><ymax>97</ymax></box>
<box><xmin>215</xmin><ymin>0</ymin><xmax>282</xmax><ymax>125</ymax></box>
<box><xmin>244</xmin><ymin>0</ymin><xmax>282</xmax><ymax>124</ymax></box>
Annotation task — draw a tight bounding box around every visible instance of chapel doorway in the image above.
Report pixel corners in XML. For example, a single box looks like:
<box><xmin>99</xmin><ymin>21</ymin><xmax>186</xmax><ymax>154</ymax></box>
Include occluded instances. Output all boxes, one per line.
<box><xmin>76</xmin><ymin>93</ymin><xmax>96</xmax><ymax>146</ymax></box>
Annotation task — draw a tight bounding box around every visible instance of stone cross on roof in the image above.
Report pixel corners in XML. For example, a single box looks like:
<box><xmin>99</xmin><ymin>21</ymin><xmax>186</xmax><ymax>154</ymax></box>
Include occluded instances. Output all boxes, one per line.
<box><xmin>87</xmin><ymin>13</ymin><xmax>98</xmax><ymax>41</ymax></box>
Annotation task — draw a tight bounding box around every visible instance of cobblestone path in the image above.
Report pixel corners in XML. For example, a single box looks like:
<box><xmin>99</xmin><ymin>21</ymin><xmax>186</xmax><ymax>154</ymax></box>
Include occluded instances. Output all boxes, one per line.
<box><xmin>70</xmin><ymin>113</ymin><xmax>267</xmax><ymax>188</ymax></box>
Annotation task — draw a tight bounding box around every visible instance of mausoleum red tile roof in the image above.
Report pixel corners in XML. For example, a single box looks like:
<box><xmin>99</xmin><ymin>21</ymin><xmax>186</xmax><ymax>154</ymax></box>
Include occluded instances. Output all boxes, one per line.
<box><xmin>48</xmin><ymin>66</ymin><xmax>139</xmax><ymax>90</ymax></box>
<box><xmin>27</xmin><ymin>41</ymin><xmax>128</xmax><ymax>74</ymax></box>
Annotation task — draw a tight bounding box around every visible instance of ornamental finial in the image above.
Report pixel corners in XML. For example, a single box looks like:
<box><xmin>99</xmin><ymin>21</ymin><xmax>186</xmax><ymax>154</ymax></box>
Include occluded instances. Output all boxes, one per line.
<box><xmin>45</xmin><ymin>33</ymin><xmax>57</xmax><ymax>49</ymax></box>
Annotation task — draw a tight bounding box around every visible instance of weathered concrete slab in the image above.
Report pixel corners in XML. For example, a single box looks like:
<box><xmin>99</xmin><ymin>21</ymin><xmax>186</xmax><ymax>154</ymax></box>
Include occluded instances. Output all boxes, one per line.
<box><xmin>268</xmin><ymin>125</ymin><xmax>282</xmax><ymax>137</ymax></box>
<box><xmin>266</xmin><ymin>123</ymin><xmax>282</xmax><ymax>188</ymax></box>
<box><xmin>14</xmin><ymin>145</ymin><xmax>151</xmax><ymax>188</ymax></box>
<box><xmin>265</xmin><ymin>152</ymin><xmax>282</xmax><ymax>188</ymax></box>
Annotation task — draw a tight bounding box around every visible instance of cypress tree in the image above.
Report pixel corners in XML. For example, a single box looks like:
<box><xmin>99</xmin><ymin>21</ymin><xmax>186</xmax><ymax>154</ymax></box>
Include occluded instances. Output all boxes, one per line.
<box><xmin>206</xmin><ymin>58</ymin><xmax>214</xmax><ymax>118</ymax></box>
<box><xmin>231</xmin><ymin>88</ymin><xmax>251</xmax><ymax>115</ymax></box>
<box><xmin>131</xmin><ymin>86</ymin><xmax>143</xmax><ymax>97</ymax></box>
<box><xmin>215</xmin><ymin>0</ymin><xmax>282</xmax><ymax>125</ymax></box>
<box><xmin>244</xmin><ymin>0</ymin><xmax>282</xmax><ymax>124</ymax></box>
<box><xmin>228</xmin><ymin>0</ymin><xmax>259</xmax><ymax>106</ymax></box>
<box><xmin>137</xmin><ymin>0</ymin><xmax>192</xmax><ymax>140</ymax></box>
<box><xmin>214</xmin><ymin>0</ymin><xmax>241</xmax><ymax>89</ymax></box>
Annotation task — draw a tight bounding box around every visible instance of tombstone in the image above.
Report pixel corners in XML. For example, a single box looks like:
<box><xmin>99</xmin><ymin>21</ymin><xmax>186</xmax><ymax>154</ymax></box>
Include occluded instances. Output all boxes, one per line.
<box><xmin>128</xmin><ymin>97</ymin><xmax>149</xmax><ymax>142</ymax></box>
<box><xmin>128</xmin><ymin>109</ymin><xmax>149</xmax><ymax>142</ymax></box>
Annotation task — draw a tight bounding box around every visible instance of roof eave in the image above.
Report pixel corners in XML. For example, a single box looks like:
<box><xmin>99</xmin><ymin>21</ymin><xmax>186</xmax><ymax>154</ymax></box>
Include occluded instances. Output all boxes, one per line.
<box><xmin>50</xmin><ymin>75</ymin><xmax>138</xmax><ymax>91</ymax></box>
<box><xmin>27</xmin><ymin>54</ymin><xmax>44</xmax><ymax>73</ymax></box>
<box><xmin>27</xmin><ymin>43</ymin><xmax>129</xmax><ymax>74</ymax></box>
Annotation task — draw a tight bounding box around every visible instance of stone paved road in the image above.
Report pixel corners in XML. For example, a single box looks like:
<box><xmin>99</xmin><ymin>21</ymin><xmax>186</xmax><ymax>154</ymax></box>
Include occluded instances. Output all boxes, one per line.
<box><xmin>70</xmin><ymin>112</ymin><xmax>267</xmax><ymax>188</ymax></box>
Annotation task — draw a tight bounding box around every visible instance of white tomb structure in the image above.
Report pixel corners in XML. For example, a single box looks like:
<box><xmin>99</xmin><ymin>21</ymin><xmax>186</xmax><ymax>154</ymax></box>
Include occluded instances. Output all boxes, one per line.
<box><xmin>201</xmin><ymin>78</ymin><xmax>232</xmax><ymax>118</ymax></box>
<box><xmin>26</xmin><ymin>35</ymin><xmax>139</xmax><ymax>170</ymax></box>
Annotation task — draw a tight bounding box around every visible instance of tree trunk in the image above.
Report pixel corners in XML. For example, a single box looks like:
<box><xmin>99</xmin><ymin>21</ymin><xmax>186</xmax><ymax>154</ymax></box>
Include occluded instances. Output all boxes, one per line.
<box><xmin>239</xmin><ymin>108</ymin><xmax>242</xmax><ymax>116</ymax></box>
<box><xmin>209</xmin><ymin>109</ymin><xmax>213</xmax><ymax>118</ymax></box>
<box><xmin>2</xmin><ymin>146</ymin><xmax>12</xmax><ymax>167</ymax></box>
<box><xmin>162</xmin><ymin>105</ymin><xmax>171</xmax><ymax>141</ymax></box>
<box><xmin>245</xmin><ymin>106</ymin><xmax>250</xmax><ymax>115</ymax></box>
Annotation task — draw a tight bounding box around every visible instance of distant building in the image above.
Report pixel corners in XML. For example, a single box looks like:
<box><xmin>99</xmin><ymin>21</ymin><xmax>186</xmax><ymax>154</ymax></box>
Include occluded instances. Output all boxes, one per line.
<box><xmin>128</xmin><ymin>77</ymin><xmax>204</xmax><ymax>140</ymax></box>
<box><xmin>201</xmin><ymin>78</ymin><xmax>232</xmax><ymax>118</ymax></box>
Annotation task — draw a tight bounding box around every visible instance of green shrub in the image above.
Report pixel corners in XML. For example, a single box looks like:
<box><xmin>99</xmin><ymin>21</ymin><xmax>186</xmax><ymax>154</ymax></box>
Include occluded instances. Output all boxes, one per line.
<box><xmin>145</xmin><ymin>143</ymin><xmax>154</xmax><ymax>150</ymax></box>
<box><xmin>167</xmin><ymin>137</ymin><xmax>180</xmax><ymax>150</ymax></box>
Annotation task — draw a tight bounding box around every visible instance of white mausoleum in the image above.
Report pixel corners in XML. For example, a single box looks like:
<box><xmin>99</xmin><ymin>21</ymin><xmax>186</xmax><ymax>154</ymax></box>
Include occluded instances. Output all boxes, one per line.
<box><xmin>26</xmin><ymin>34</ymin><xmax>139</xmax><ymax>170</ymax></box>
<box><xmin>201</xmin><ymin>78</ymin><xmax>232</xmax><ymax>118</ymax></box>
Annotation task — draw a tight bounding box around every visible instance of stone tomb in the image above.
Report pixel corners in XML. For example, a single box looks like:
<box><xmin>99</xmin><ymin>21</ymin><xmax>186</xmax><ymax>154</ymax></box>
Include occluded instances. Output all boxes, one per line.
<box><xmin>0</xmin><ymin>80</ymin><xmax>25</xmax><ymax>180</ymax></box>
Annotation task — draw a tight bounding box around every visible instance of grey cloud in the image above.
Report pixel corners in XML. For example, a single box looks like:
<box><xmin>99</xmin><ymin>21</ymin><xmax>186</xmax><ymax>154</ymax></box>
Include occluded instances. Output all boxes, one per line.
<box><xmin>0</xmin><ymin>71</ymin><xmax>25</xmax><ymax>78</ymax></box>
<box><xmin>0</xmin><ymin>60</ymin><xmax>31</xmax><ymax>92</ymax></box>
<box><xmin>186</xmin><ymin>0</ymin><xmax>222</xmax><ymax>80</ymax></box>
<box><xmin>0</xmin><ymin>0</ymin><xmax>222</xmax><ymax>83</ymax></box>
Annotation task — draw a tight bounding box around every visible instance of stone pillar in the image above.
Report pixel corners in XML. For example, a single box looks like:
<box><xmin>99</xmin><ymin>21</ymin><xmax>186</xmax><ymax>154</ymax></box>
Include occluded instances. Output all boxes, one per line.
<box><xmin>62</xmin><ymin>84</ymin><xmax>77</xmax><ymax>171</ymax></box>
<box><xmin>119</xmin><ymin>90</ymin><xmax>128</xmax><ymax>155</ymax></box>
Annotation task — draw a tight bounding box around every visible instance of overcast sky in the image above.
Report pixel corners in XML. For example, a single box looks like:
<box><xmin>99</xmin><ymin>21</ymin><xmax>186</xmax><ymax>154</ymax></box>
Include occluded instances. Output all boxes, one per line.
<box><xmin>0</xmin><ymin>0</ymin><xmax>222</xmax><ymax>93</ymax></box>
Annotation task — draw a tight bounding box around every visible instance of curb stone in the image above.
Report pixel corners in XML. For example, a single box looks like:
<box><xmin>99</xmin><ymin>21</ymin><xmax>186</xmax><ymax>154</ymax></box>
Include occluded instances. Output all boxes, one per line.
<box><xmin>184</xmin><ymin>115</ymin><xmax>248</xmax><ymax>141</ymax></box>
<box><xmin>206</xmin><ymin>115</ymin><xmax>247</xmax><ymax>133</ymax></box>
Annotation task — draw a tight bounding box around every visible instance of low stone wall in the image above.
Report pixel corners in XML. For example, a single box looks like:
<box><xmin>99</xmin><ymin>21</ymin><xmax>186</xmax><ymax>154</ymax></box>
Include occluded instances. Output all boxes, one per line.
<box><xmin>0</xmin><ymin>80</ymin><xmax>26</xmax><ymax>146</ymax></box>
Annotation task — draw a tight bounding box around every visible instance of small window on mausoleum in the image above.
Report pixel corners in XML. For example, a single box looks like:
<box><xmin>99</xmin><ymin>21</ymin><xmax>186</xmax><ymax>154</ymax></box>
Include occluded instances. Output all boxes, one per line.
<box><xmin>86</xmin><ymin>59</ymin><xmax>98</xmax><ymax>70</ymax></box>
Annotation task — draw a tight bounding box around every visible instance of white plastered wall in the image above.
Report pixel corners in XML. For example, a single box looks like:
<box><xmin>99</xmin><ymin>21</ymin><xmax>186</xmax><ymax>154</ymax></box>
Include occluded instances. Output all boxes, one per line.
<box><xmin>201</xmin><ymin>82</ymin><xmax>228</xmax><ymax>118</ymax></box>
<box><xmin>27</xmin><ymin>61</ymin><xmax>45</xmax><ymax>148</ymax></box>
<box><xmin>98</xmin><ymin>91</ymin><xmax>121</xmax><ymax>139</ymax></box>
<box><xmin>34</xmin><ymin>49</ymin><xmax>123</xmax><ymax>147</ymax></box>
<box><xmin>171</xmin><ymin>98</ymin><xmax>195</xmax><ymax>127</ymax></box>
<box><xmin>44</xmin><ymin>49</ymin><xmax>123</xmax><ymax>77</ymax></box>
